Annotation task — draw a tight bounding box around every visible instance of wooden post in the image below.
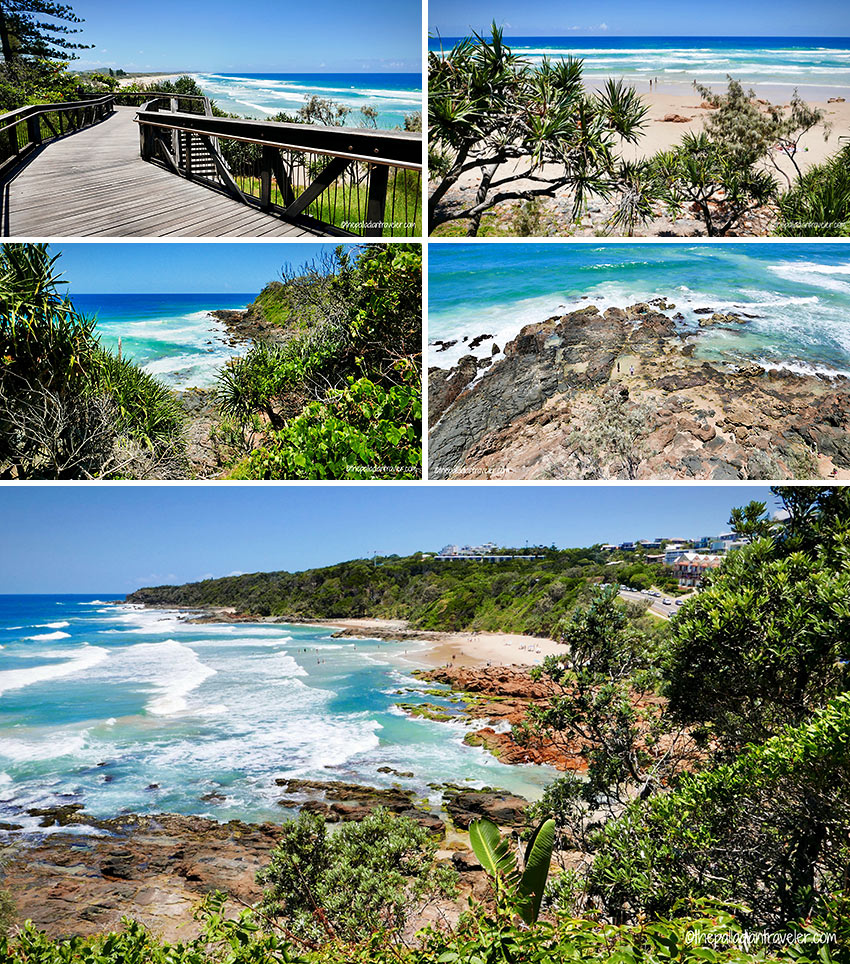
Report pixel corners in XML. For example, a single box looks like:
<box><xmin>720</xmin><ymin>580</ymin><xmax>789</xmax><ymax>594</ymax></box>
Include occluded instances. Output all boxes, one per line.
<box><xmin>26</xmin><ymin>115</ymin><xmax>41</xmax><ymax>149</ymax></box>
<box><xmin>170</xmin><ymin>97</ymin><xmax>179</xmax><ymax>165</ymax></box>
<box><xmin>364</xmin><ymin>163</ymin><xmax>389</xmax><ymax>237</ymax></box>
<box><xmin>260</xmin><ymin>145</ymin><xmax>275</xmax><ymax>210</ymax></box>
<box><xmin>140</xmin><ymin>121</ymin><xmax>153</xmax><ymax>161</ymax></box>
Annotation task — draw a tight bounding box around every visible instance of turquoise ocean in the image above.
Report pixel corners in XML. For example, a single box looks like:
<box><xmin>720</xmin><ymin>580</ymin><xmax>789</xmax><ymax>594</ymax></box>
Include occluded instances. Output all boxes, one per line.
<box><xmin>71</xmin><ymin>293</ymin><xmax>256</xmax><ymax>391</ymax></box>
<box><xmin>428</xmin><ymin>243</ymin><xmax>850</xmax><ymax>375</ymax></box>
<box><xmin>0</xmin><ymin>596</ymin><xmax>553</xmax><ymax>831</ymax></box>
<box><xmin>192</xmin><ymin>73</ymin><xmax>423</xmax><ymax>128</ymax></box>
<box><xmin>427</xmin><ymin>37</ymin><xmax>850</xmax><ymax>95</ymax></box>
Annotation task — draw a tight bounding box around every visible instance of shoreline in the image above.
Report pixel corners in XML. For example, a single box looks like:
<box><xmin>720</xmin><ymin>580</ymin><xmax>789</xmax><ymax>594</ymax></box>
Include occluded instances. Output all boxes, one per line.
<box><xmin>116</xmin><ymin>72</ymin><xmax>191</xmax><ymax>88</ymax></box>
<box><xmin>136</xmin><ymin>604</ymin><xmax>561</xmax><ymax>669</ymax></box>
<box><xmin>317</xmin><ymin>617</ymin><xmax>561</xmax><ymax>668</ymax></box>
<box><xmin>0</xmin><ymin>605</ymin><xmax>562</xmax><ymax>937</ymax></box>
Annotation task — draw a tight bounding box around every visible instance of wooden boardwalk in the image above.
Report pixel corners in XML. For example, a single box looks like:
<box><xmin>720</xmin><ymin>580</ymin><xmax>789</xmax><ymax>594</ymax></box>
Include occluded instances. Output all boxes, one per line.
<box><xmin>1</xmin><ymin>107</ymin><xmax>321</xmax><ymax>237</ymax></box>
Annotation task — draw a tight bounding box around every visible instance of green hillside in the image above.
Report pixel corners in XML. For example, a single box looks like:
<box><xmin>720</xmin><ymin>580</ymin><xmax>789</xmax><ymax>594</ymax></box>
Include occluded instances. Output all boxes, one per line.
<box><xmin>126</xmin><ymin>548</ymin><xmax>677</xmax><ymax>636</ymax></box>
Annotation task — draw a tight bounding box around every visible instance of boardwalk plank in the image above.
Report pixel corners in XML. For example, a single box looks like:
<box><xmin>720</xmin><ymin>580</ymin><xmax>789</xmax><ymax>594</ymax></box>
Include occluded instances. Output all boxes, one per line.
<box><xmin>2</xmin><ymin>107</ymin><xmax>323</xmax><ymax>238</ymax></box>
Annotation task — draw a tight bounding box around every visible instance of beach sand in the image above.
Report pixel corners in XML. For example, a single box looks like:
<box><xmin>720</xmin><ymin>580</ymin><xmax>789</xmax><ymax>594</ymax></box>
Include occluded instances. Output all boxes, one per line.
<box><xmin>435</xmin><ymin>89</ymin><xmax>850</xmax><ymax>233</ymax></box>
<box><xmin>621</xmin><ymin>91</ymin><xmax>850</xmax><ymax>174</ymax></box>
<box><xmin>117</xmin><ymin>73</ymin><xmax>187</xmax><ymax>88</ymax></box>
<box><xmin>318</xmin><ymin>617</ymin><xmax>563</xmax><ymax>669</ymax></box>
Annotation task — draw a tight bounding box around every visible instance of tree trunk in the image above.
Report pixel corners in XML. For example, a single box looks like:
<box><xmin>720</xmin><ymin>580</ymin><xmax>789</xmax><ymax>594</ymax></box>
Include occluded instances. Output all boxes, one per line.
<box><xmin>467</xmin><ymin>164</ymin><xmax>497</xmax><ymax>236</ymax></box>
<box><xmin>0</xmin><ymin>3</ymin><xmax>15</xmax><ymax>64</ymax></box>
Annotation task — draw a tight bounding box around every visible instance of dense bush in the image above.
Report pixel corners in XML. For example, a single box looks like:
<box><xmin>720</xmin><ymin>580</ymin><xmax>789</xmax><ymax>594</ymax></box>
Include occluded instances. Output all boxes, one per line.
<box><xmin>258</xmin><ymin>809</ymin><xmax>457</xmax><ymax>946</ymax></box>
<box><xmin>775</xmin><ymin>142</ymin><xmax>850</xmax><ymax>236</ymax></box>
<box><xmin>588</xmin><ymin>695</ymin><xmax>850</xmax><ymax>929</ymax></box>
<box><xmin>0</xmin><ymin>243</ymin><xmax>186</xmax><ymax>478</ymax></box>
<box><xmin>216</xmin><ymin>244</ymin><xmax>421</xmax><ymax>480</ymax></box>
<box><xmin>664</xmin><ymin>490</ymin><xmax>850</xmax><ymax>749</ymax></box>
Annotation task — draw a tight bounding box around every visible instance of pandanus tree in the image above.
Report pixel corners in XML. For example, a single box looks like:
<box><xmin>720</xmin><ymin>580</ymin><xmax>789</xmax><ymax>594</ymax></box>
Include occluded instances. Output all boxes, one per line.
<box><xmin>0</xmin><ymin>243</ymin><xmax>185</xmax><ymax>479</ymax></box>
<box><xmin>428</xmin><ymin>24</ymin><xmax>649</xmax><ymax>235</ymax></box>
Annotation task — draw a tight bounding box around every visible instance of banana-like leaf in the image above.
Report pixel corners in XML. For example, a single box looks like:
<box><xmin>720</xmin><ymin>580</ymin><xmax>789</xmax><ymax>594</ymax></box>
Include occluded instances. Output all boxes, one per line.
<box><xmin>469</xmin><ymin>818</ymin><xmax>517</xmax><ymax>882</ymax></box>
<box><xmin>517</xmin><ymin>818</ymin><xmax>556</xmax><ymax>924</ymax></box>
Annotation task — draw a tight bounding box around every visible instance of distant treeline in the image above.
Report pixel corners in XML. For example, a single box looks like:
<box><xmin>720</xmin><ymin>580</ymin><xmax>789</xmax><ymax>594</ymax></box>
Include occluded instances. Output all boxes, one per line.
<box><xmin>126</xmin><ymin>549</ymin><xmax>677</xmax><ymax>635</ymax></box>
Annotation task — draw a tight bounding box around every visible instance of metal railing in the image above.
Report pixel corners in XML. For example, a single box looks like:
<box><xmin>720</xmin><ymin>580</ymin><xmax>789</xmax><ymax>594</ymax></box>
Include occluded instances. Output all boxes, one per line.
<box><xmin>135</xmin><ymin>107</ymin><xmax>422</xmax><ymax>236</ymax></box>
<box><xmin>0</xmin><ymin>94</ymin><xmax>115</xmax><ymax>178</ymax></box>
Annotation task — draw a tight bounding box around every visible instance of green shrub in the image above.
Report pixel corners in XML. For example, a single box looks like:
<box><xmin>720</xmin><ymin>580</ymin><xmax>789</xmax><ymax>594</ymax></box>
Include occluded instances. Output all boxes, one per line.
<box><xmin>775</xmin><ymin>143</ymin><xmax>850</xmax><ymax>237</ymax></box>
<box><xmin>257</xmin><ymin>809</ymin><xmax>457</xmax><ymax>946</ymax></box>
<box><xmin>588</xmin><ymin>694</ymin><xmax>850</xmax><ymax>929</ymax></box>
<box><xmin>230</xmin><ymin>376</ymin><xmax>421</xmax><ymax>479</ymax></box>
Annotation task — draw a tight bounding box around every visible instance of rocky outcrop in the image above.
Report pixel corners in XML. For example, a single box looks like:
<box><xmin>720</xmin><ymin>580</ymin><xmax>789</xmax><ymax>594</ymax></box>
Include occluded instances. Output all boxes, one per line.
<box><xmin>429</xmin><ymin>302</ymin><xmax>850</xmax><ymax>480</ymax></box>
<box><xmin>274</xmin><ymin>777</ymin><xmax>443</xmax><ymax>833</ymax></box>
<box><xmin>2</xmin><ymin>811</ymin><xmax>282</xmax><ymax>941</ymax></box>
<box><xmin>423</xmin><ymin>664</ymin><xmax>554</xmax><ymax>700</ymax></box>
<box><xmin>443</xmin><ymin>787</ymin><xmax>529</xmax><ymax>829</ymax></box>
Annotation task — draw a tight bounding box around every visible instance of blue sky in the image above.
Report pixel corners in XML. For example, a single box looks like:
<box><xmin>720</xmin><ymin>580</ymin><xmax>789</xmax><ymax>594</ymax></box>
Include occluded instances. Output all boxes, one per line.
<box><xmin>52</xmin><ymin>243</ymin><xmax>342</xmax><ymax>294</ymax></box>
<box><xmin>428</xmin><ymin>0</ymin><xmax>850</xmax><ymax>36</ymax></box>
<box><xmin>68</xmin><ymin>0</ymin><xmax>421</xmax><ymax>72</ymax></box>
<box><xmin>0</xmin><ymin>486</ymin><xmax>775</xmax><ymax>593</ymax></box>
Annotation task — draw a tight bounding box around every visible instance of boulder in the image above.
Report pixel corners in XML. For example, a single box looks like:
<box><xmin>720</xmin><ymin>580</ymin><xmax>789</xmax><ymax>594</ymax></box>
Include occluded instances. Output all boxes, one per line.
<box><xmin>443</xmin><ymin>788</ymin><xmax>529</xmax><ymax>829</ymax></box>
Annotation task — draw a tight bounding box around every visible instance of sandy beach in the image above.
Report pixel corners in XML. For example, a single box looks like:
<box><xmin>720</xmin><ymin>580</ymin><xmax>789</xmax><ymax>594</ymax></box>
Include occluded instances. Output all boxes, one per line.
<box><xmin>317</xmin><ymin>617</ymin><xmax>562</xmax><ymax>668</ymax></box>
<box><xmin>434</xmin><ymin>88</ymin><xmax>850</xmax><ymax>234</ymax></box>
<box><xmin>117</xmin><ymin>73</ymin><xmax>187</xmax><ymax>88</ymax></box>
<box><xmin>621</xmin><ymin>90</ymin><xmax>850</xmax><ymax>174</ymax></box>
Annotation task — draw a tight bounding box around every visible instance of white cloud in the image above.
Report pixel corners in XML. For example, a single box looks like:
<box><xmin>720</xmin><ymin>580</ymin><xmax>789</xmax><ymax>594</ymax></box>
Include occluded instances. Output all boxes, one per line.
<box><xmin>598</xmin><ymin>22</ymin><xmax>609</xmax><ymax>30</ymax></box>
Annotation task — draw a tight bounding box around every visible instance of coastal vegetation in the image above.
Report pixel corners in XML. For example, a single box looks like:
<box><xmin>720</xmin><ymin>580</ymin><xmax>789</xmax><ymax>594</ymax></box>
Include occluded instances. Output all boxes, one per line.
<box><xmin>214</xmin><ymin>243</ymin><xmax>421</xmax><ymax>480</ymax></box>
<box><xmin>4</xmin><ymin>488</ymin><xmax>849</xmax><ymax>963</ymax></box>
<box><xmin>126</xmin><ymin>544</ymin><xmax>678</xmax><ymax>635</ymax></box>
<box><xmin>0</xmin><ymin>243</ymin><xmax>186</xmax><ymax>479</ymax></box>
<box><xmin>0</xmin><ymin>243</ymin><xmax>422</xmax><ymax>480</ymax></box>
<box><xmin>428</xmin><ymin>27</ymin><xmax>848</xmax><ymax>237</ymax></box>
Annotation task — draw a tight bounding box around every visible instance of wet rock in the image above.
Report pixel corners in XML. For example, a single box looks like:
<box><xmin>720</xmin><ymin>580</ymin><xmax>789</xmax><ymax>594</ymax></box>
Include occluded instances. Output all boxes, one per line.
<box><xmin>443</xmin><ymin>788</ymin><xmax>529</xmax><ymax>829</ymax></box>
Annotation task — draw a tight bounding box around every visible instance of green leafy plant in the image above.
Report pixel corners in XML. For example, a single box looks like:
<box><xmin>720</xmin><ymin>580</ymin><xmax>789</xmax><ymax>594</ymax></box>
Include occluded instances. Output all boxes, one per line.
<box><xmin>428</xmin><ymin>24</ymin><xmax>649</xmax><ymax>235</ymax></box>
<box><xmin>469</xmin><ymin>816</ymin><xmax>556</xmax><ymax>924</ymax></box>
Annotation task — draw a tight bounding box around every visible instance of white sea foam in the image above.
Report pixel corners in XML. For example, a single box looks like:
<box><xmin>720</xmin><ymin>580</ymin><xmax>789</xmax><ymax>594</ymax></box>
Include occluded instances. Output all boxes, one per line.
<box><xmin>105</xmin><ymin>639</ymin><xmax>217</xmax><ymax>716</ymax></box>
<box><xmin>34</xmin><ymin>621</ymin><xmax>70</xmax><ymax>629</ymax></box>
<box><xmin>23</xmin><ymin>630</ymin><xmax>71</xmax><ymax>641</ymax></box>
<box><xmin>0</xmin><ymin>645</ymin><xmax>108</xmax><ymax>695</ymax></box>
<box><xmin>768</xmin><ymin>261</ymin><xmax>850</xmax><ymax>295</ymax></box>
<box><xmin>0</xmin><ymin>732</ymin><xmax>88</xmax><ymax>762</ymax></box>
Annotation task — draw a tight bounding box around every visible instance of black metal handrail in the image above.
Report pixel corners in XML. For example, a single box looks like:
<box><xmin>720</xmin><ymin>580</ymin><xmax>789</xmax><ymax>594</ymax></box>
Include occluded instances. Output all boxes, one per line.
<box><xmin>135</xmin><ymin>108</ymin><xmax>422</xmax><ymax>237</ymax></box>
<box><xmin>0</xmin><ymin>94</ymin><xmax>115</xmax><ymax>177</ymax></box>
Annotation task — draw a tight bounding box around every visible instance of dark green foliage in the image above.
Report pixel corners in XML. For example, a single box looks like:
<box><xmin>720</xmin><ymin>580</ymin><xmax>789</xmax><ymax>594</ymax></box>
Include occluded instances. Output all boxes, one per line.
<box><xmin>257</xmin><ymin>809</ymin><xmax>457</xmax><ymax>946</ymax></box>
<box><xmin>588</xmin><ymin>694</ymin><xmax>850</xmax><ymax>929</ymax></box>
<box><xmin>126</xmin><ymin>547</ymin><xmax>663</xmax><ymax>637</ymax></box>
<box><xmin>664</xmin><ymin>487</ymin><xmax>850</xmax><ymax>749</ymax></box>
<box><xmin>469</xmin><ymin>817</ymin><xmax>556</xmax><ymax>924</ymax></box>
<box><xmin>217</xmin><ymin>244</ymin><xmax>421</xmax><ymax>480</ymax></box>
<box><xmin>649</xmin><ymin>131</ymin><xmax>776</xmax><ymax>236</ymax></box>
<box><xmin>428</xmin><ymin>24</ymin><xmax>648</xmax><ymax>235</ymax></box>
<box><xmin>0</xmin><ymin>243</ymin><xmax>186</xmax><ymax>478</ymax></box>
<box><xmin>775</xmin><ymin>142</ymin><xmax>850</xmax><ymax>237</ymax></box>
<box><xmin>0</xmin><ymin>0</ymin><xmax>91</xmax><ymax>63</ymax></box>
<box><xmin>232</xmin><ymin>377</ymin><xmax>421</xmax><ymax>480</ymax></box>
<box><xmin>515</xmin><ymin>585</ymin><xmax>689</xmax><ymax>877</ymax></box>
